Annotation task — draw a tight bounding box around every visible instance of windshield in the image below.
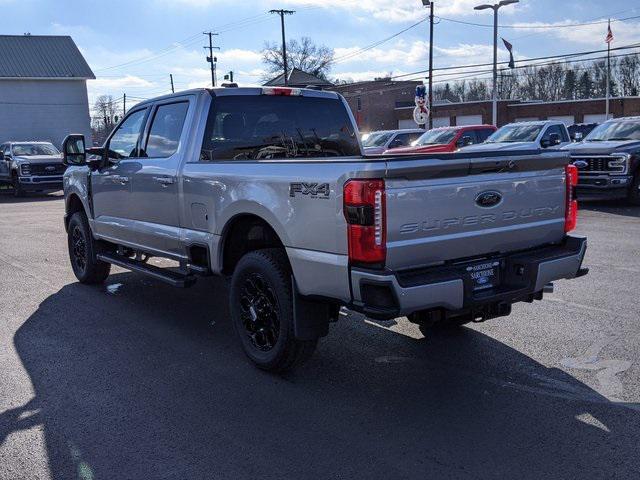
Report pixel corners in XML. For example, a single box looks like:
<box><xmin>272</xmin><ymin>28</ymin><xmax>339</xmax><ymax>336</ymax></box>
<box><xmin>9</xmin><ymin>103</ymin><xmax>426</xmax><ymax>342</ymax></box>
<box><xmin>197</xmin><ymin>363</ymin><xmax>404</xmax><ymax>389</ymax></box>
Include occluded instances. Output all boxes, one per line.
<box><xmin>415</xmin><ymin>129</ymin><xmax>457</xmax><ymax>146</ymax></box>
<box><xmin>584</xmin><ymin>121</ymin><xmax>640</xmax><ymax>142</ymax></box>
<box><xmin>12</xmin><ymin>143</ymin><xmax>59</xmax><ymax>156</ymax></box>
<box><xmin>487</xmin><ymin>125</ymin><xmax>543</xmax><ymax>143</ymax></box>
<box><xmin>201</xmin><ymin>95</ymin><xmax>360</xmax><ymax>161</ymax></box>
<box><xmin>362</xmin><ymin>132</ymin><xmax>393</xmax><ymax>148</ymax></box>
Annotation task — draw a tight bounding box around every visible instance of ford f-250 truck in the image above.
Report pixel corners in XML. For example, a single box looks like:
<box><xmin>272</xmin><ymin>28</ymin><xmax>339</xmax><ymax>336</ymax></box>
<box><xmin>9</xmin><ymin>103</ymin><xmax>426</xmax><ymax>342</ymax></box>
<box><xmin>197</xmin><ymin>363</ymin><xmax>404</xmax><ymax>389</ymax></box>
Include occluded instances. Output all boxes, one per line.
<box><xmin>61</xmin><ymin>86</ymin><xmax>588</xmax><ymax>372</ymax></box>
<box><xmin>563</xmin><ymin>116</ymin><xmax>640</xmax><ymax>204</ymax></box>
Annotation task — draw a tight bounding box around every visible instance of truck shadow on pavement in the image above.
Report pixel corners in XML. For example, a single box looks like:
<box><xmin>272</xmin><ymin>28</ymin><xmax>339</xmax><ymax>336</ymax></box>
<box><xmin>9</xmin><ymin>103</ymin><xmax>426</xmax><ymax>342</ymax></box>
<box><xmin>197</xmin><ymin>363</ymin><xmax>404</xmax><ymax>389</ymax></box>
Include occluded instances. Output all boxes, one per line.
<box><xmin>6</xmin><ymin>272</ymin><xmax>640</xmax><ymax>479</ymax></box>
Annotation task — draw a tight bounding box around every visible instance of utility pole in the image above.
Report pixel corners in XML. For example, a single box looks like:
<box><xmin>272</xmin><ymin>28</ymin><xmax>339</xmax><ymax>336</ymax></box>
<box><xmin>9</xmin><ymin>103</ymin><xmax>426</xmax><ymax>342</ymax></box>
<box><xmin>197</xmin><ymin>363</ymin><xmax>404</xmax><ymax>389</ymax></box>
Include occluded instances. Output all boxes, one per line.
<box><xmin>269</xmin><ymin>9</ymin><xmax>295</xmax><ymax>85</ymax></box>
<box><xmin>606</xmin><ymin>18</ymin><xmax>612</xmax><ymax>119</ymax></box>
<box><xmin>474</xmin><ymin>0</ymin><xmax>519</xmax><ymax>126</ymax></box>
<box><xmin>123</xmin><ymin>93</ymin><xmax>126</xmax><ymax>116</ymax></box>
<box><xmin>170</xmin><ymin>74</ymin><xmax>175</xmax><ymax>93</ymax></box>
<box><xmin>203</xmin><ymin>31</ymin><xmax>220</xmax><ymax>87</ymax></box>
<box><xmin>421</xmin><ymin>1</ymin><xmax>435</xmax><ymax>130</ymax></box>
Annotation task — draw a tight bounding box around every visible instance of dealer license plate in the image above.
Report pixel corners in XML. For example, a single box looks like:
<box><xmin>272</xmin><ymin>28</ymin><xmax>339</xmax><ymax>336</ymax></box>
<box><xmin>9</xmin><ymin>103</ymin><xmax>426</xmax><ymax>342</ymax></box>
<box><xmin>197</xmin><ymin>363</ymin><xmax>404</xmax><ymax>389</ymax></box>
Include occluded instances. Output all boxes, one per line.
<box><xmin>466</xmin><ymin>261</ymin><xmax>500</xmax><ymax>291</ymax></box>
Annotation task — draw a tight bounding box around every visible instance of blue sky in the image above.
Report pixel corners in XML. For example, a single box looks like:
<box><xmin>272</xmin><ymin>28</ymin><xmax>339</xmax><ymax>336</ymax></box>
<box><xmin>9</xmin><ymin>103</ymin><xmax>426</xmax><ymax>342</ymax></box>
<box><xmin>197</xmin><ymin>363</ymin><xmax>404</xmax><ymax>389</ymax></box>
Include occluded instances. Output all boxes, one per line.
<box><xmin>2</xmin><ymin>0</ymin><xmax>639</xmax><ymax>106</ymax></box>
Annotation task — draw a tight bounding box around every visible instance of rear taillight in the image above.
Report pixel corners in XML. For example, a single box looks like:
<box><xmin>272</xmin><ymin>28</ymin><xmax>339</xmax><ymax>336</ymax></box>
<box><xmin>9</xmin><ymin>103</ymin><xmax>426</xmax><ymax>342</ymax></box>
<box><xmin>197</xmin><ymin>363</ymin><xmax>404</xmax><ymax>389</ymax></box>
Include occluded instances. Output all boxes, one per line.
<box><xmin>344</xmin><ymin>179</ymin><xmax>386</xmax><ymax>266</ymax></box>
<box><xmin>565</xmin><ymin>164</ymin><xmax>578</xmax><ymax>233</ymax></box>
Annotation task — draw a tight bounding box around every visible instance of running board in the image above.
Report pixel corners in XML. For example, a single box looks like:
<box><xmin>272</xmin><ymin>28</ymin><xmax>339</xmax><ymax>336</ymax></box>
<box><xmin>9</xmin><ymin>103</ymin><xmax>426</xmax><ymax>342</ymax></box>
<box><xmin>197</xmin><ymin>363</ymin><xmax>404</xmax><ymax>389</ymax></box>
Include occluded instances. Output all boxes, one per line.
<box><xmin>97</xmin><ymin>253</ymin><xmax>197</xmax><ymax>288</ymax></box>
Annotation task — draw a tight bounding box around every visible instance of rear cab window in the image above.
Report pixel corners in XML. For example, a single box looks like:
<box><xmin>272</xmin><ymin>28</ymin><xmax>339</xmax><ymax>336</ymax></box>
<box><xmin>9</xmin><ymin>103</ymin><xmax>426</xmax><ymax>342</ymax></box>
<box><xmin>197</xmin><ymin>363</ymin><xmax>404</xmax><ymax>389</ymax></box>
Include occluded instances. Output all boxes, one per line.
<box><xmin>143</xmin><ymin>101</ymin><xmax>190</xmax><ymax>158</ymax></box>
<box><xmin>201</xmin><ymin>94</ymin><xmax>360</xmax><ymax>161</ymax></box>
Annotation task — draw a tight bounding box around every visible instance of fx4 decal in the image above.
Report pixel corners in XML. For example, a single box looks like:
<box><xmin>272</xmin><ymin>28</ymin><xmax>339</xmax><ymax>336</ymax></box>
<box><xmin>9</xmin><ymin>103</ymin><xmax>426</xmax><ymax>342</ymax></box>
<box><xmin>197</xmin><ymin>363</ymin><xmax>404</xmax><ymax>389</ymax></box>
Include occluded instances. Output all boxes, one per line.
<box><xmin>289</xmin><ymin>182</ymin><xmax>331</xmax><ymax>199</ymax></box>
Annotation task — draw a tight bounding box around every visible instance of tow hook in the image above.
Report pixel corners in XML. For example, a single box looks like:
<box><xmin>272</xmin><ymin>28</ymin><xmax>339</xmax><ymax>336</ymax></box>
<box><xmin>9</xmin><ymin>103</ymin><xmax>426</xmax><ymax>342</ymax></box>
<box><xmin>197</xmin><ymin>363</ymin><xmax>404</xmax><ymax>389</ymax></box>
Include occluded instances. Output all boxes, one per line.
<box><xmin>543</xmin><ymin>282</ymin><xmax>555</xmax><ymax>294</ymax></box>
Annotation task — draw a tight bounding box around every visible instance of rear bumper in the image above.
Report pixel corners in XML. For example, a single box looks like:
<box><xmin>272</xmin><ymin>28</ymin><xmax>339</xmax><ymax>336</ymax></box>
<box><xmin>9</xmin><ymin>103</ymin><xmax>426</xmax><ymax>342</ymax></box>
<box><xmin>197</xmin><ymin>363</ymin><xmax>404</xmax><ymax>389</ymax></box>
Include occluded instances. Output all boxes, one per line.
<box><xmin>350</xmin><ymin>235</ymin><xmax>587</xmax><ymax>319</ymax></box>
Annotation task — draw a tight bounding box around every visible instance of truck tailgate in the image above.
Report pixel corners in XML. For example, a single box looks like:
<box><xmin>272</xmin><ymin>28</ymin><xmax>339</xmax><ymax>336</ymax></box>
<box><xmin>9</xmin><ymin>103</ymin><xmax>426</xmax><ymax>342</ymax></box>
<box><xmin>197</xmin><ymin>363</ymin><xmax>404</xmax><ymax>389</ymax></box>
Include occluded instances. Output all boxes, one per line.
<box><xmin>383</xmin><ymin>151</ymin><xmax>569</xmax><ymax>270</ymax></box>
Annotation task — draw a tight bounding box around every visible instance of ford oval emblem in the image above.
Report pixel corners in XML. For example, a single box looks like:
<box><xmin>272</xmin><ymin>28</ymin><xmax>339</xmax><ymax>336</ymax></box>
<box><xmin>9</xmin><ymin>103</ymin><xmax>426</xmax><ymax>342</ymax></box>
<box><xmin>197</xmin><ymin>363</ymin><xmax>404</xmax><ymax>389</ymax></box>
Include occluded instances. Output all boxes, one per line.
<box><xmin>475</xmin><ymin>191</ymin><xmax>503</xmax><ymax>208</ymax></box>
<box><xmin>573</xmin><ymin>160</ymin><xmax>588</xmax><ymax>169</ymax></box>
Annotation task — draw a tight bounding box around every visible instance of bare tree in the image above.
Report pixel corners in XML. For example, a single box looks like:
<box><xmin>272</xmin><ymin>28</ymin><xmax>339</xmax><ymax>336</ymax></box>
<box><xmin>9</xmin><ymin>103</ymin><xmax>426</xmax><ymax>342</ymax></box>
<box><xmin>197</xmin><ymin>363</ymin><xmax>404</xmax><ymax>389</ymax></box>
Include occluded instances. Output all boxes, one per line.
<box><xmin>91</xmin><ymin>95</ymin><xmax>118</xmax><ymax>144</ymax></box>
<box><xmin>262</xmin><ymin>36</ymin><xmax>334</xmax><ymax>81</ymax></box>
<box><xmin>617</xmin><ymin>54</ymin><xmax>640</xmax><ymax>96</ymax></box>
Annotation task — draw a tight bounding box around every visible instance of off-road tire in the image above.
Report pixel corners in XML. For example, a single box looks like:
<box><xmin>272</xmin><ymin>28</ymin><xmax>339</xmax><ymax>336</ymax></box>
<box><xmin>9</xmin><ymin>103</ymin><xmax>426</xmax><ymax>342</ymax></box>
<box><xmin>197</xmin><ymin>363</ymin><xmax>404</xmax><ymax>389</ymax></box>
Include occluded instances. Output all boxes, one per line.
<box><xmin>628</xmin><ymin>174</ymin><xmax>640</xmax><ymax>206</ymax></box>
<box><xmin>230</xmin><ymin>248</ymin><xmax>317</xmax><ymax>372</ymax></box>
<box><xmin>11</xmin><ymin>173</ymin><xmax>24</xmax><ymax>197</ymax></box>
<box><xmin>67</xmin><ymin>212</ymin><xmax>111</xmax><ymax>284</ymax></box>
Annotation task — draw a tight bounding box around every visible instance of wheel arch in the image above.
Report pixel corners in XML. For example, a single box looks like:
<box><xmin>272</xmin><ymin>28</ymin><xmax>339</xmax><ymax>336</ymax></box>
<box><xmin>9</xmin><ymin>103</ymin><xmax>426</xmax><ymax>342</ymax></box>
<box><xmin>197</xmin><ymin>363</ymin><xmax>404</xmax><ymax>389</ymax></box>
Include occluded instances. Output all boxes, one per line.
<box><xmin>64</xmin><ymin>193</ymin><xmax>87</xmax><ymax>231</ymax></box>
<box><xmin>219</xmin><ymin>213</ymin><xmax>289</xmax><ymax>275</ymax></box>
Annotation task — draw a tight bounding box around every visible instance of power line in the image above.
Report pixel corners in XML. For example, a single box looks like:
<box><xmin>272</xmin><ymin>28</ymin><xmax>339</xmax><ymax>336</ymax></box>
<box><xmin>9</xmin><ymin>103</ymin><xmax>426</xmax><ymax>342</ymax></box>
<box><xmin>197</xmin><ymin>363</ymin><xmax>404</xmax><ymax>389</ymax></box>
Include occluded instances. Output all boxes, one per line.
<box><xmin>331</xmin><ymin>16</ymin><xmax>429</xmax><ymax>65</ymax></box>
<box><xmin>389</xmin><ymin>42</ymin><xmax>640</xmax><ymax>80</ymax></box>
<box><xmin>436</xmin><ymin>13</ymin><xmax>640</xmax><ymax>29</ymax></box>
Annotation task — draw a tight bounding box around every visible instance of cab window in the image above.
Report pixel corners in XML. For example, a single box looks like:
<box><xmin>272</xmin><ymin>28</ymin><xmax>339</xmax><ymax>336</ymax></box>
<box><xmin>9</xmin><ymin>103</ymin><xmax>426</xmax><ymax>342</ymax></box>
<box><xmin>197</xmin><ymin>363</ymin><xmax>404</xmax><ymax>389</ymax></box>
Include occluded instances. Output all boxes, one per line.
<box><xmin>143</xmin><ymin>102</ymin><xmax>189</xmax><ymax>158</ymax></box>
<box><xmin>108</xmin><ymin>109</ymin><xmax>147</xmax><ymax>159</ymax></box>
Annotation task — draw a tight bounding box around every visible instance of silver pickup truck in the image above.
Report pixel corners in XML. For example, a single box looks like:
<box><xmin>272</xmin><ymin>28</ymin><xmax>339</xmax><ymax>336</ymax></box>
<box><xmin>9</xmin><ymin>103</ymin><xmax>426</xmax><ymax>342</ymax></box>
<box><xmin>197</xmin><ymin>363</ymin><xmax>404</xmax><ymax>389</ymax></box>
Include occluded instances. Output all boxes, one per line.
<box><xmin>61</xmin><ymin>86</ymin><xmax>588</xmax><ymax>372</ymax></box>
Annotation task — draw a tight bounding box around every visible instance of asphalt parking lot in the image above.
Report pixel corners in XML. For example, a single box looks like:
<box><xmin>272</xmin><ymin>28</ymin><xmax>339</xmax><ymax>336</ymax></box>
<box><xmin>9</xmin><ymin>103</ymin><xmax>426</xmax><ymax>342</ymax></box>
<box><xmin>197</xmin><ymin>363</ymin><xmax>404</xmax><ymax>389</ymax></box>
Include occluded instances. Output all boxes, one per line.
<box><xmin>0</xmin><ymin>191</ymin><xmax>639</xmax><ymax>479</ymax></box>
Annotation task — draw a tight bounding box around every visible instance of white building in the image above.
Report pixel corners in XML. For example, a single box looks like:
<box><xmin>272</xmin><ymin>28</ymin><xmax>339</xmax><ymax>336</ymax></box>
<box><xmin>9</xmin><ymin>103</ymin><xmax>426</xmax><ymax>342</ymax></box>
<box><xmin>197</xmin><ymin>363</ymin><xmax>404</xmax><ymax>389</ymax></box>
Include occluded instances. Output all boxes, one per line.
<box><xmin>0</xmin><ymin>35</ymin><xmax>94</xmax><ymax>148</ymax></box>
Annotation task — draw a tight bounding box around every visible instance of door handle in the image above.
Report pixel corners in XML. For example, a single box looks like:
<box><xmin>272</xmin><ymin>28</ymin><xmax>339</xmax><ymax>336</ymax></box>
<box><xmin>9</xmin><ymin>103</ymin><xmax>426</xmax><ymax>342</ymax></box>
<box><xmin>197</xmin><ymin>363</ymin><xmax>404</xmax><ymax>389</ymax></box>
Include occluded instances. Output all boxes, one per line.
<box><xmin>153</xmin><ymin>176</ymin><xmax>175</xmax><ymax>186</ymax></box>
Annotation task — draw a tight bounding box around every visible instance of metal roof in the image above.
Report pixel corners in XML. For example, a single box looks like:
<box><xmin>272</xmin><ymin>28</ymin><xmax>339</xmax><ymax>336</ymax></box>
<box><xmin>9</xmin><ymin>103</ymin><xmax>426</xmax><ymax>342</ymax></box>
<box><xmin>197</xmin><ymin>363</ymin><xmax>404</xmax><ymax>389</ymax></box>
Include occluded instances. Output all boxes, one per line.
<box><xmin>0</xmin><ymin>35</ymin><xmax>95</xmax><ymax>79</ymax></box>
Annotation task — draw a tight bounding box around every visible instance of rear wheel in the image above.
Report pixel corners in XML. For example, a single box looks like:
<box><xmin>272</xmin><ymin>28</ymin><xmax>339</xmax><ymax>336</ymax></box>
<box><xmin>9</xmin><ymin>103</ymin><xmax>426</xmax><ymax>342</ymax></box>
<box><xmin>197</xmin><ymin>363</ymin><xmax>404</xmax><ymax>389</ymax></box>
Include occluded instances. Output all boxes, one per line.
<box><xmin>67</xmin><ymin>212</ymin><xmax>111</xmax><ymax>284</ymax></box>
<box><xmin>628</xmin><ymin>174</ymin><xmax>640</xmax><ymax>206</ymax></box>
<box><xmin>230</xmin><ymin>248</ymin><xmax>317</xmax><ymax>372</ymax></box>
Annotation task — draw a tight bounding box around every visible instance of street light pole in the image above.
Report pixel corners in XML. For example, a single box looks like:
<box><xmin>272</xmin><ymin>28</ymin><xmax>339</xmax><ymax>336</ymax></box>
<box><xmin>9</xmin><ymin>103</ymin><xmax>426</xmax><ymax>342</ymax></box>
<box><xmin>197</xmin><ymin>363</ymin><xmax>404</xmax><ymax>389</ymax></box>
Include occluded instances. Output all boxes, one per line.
<box><xmin>474</xmin><ymin>0</ymin><xmax>518</xmax><ymax>127</ymax></box>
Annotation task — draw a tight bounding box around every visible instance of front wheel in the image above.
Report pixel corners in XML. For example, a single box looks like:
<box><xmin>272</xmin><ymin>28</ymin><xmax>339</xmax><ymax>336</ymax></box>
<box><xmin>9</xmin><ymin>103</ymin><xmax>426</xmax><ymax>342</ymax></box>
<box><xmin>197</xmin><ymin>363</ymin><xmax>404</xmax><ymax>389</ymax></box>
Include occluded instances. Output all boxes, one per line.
<box><xmin>11</xmin><ymin>174</ymin><xmax>24</xmax><ymax>197</ymax></box>
<box><xmin>628</xmin><ymin>175</ymin><xmax>640</xmax><ymax>206</ymax></box>
<box><xmin>230</xmin><ymin>249</ymin><xmax>317</xmax><ymax>372</ymax></box>
<box><xmin>67</xmin><ymin>212</ymin><xmax>111</xmax><ymax>284</ymax></box>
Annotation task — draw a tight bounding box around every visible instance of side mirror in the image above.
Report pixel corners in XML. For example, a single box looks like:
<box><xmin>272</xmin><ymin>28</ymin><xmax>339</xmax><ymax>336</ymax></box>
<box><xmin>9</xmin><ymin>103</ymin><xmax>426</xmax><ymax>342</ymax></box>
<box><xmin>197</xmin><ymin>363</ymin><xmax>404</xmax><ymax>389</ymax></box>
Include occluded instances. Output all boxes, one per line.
<box><xmin>549</xmin><ymin>133</ymin><xmax>562</xmax><ymax>146</ymax></box>
<box><xmin>573</xmin><ymin>132</ymin><xmax>583</xmax><ymax>142</ymax></box>
<box><xmin>62</xmin><ymin>134</ymin><xmax>86</xmax><ymax>166</ymax></box>
<box><xmin>457</xmin><ymin>136</ymin><xmax>474</xmax><ymax>147</ymax></box>
<box><xmin>390</xmin><ymin>139</ymin><xmax>403</xmax><ymax>148</ymax></box>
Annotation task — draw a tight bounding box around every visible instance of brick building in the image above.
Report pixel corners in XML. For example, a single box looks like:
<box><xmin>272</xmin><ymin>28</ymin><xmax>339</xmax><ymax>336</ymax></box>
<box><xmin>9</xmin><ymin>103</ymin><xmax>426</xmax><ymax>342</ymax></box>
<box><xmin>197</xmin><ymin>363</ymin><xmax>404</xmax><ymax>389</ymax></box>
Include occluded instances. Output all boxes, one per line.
<box><xmin>395</xmin><ymin>96</ymin><xmax>640</xmax><ymax>130</ymax></box>
<box><xmin>331</xmin><ymin>78</ymin><xmax>640</xmax><ymax>132</ymax></box>
<box><xmin>331</xmin><ymin>79</ymin><xmax>422</xmax><ymax>131</ymax></box>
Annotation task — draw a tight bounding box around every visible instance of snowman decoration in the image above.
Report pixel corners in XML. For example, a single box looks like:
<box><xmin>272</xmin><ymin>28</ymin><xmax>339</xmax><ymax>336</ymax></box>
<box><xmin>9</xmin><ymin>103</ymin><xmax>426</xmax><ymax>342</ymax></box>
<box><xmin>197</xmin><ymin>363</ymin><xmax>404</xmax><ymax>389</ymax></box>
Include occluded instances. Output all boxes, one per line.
<box><xmin>413</xmin><ymin>85</ymin><xmax>430</xmax><ymax>126</ymax></box>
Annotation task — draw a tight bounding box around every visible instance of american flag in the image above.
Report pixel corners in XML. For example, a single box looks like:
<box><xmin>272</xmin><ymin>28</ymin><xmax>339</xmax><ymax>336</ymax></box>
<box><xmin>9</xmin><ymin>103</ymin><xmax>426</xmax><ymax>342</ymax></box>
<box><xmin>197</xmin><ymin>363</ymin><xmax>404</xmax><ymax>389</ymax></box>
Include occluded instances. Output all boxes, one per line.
<box><xmin>605</xmin><ymin>23</ymin><xmax>614</xmax><ymax>44</ymax></box>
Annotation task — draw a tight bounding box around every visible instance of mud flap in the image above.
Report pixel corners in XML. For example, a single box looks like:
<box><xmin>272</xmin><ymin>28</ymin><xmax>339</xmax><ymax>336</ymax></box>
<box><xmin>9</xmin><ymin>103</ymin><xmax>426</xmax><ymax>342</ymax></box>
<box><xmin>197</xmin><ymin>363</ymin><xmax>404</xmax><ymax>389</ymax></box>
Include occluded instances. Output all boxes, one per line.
<box><xmin>292</xmin><ymin>276</ymin><xmax>331</xmax><ymax>340</ymax></box>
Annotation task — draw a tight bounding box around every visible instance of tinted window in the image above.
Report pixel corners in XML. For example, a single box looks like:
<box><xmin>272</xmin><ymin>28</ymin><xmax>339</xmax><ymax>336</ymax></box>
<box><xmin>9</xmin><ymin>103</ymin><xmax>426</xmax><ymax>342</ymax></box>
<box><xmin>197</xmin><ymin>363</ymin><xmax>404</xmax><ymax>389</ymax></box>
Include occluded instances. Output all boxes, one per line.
<box><xmin>393</xmin><ymin>132</ymin><xmax>422</xmax><ymax>147</ymax></box>
<box><xmin>541</xmin><ymin>125</ymin><xmax>567</xmax><ymax>143</ymax></box>
<box><xmin>144</xmin><ymin>102</ymin><xmax>189</xmax><ymax>158</ymax></box>
<box><xmin>202</xmin><ymin>95</ymin><xmax>359</xmax><ymax>161</ymax></box>
<box><xmin>476</xmin><ymin>128</ymin><xmax>495</xmax><ymax>142</ymax></box>
<box><xmin>458</xmin><ymin>130</ymin><xmax>478</xmax><ymax>145</ymax></box>
<box><xmin>109</xmin><ymin>109</ymin><xmax>147</xmax><ymax>159</ymax></box>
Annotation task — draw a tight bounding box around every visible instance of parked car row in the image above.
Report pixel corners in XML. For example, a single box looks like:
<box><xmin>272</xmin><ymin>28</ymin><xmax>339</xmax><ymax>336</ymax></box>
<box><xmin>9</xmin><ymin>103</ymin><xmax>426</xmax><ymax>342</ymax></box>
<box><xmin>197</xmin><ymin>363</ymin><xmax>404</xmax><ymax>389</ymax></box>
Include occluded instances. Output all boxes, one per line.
<box><xmin>361</xmin><ymin>115</ymin><xmax>640</xmax><ymax>205</ymax></box>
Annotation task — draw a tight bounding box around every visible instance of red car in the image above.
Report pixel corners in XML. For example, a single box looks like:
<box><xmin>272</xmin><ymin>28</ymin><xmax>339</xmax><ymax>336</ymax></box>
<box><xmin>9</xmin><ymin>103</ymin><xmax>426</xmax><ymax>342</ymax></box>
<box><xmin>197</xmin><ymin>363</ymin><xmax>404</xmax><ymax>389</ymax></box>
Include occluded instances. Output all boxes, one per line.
<box><xmin>384</xmin><ymin>124</ymin><xmax>497</xmax><ymax>154</ymax></box>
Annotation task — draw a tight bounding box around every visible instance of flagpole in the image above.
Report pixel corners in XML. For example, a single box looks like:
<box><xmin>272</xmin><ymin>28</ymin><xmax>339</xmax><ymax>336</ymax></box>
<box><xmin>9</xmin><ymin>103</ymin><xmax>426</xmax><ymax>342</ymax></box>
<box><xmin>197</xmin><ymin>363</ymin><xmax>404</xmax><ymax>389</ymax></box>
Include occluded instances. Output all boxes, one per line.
<box><xmin>606</xmin><ymin>18</ymin><xmax>611</xmax><ymax>119</ymax></box>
